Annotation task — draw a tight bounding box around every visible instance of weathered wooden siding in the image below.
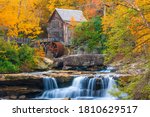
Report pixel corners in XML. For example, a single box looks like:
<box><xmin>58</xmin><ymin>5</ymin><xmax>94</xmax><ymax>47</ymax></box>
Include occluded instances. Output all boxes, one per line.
<box><xmin>47</xmin><ymin>11</ymin><xmax>64</xmax><ymax>42</ymax></box>
<box><xmin>63</xmin><ymin>23</ymin><xmax>68</xmax><ymax>44</ymax></box>
<box><xmin>47</xmin><ymin>11</ymin><xmax>73</xmax><ymax>45</ymax></box>
<box><xmin>47</xmin><ymin>8</ymin><xmax>86</xmax><ymax>45</ymax></box>
<box><xmin>63</xmin><ymin>22</ymin><xmax>73</xmax><ymax>45</ymax></box>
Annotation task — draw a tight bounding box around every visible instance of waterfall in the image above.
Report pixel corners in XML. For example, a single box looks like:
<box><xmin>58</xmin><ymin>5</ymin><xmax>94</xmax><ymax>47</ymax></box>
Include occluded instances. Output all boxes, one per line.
<box><xmin>40</xmin><ymin>76</ymin><xmax>89</xmax><ymax>99</ymax></box>
<box><xmin>104</xmin><ymin>76</ymin><xmax>118</xmax><ymax>98</ymax></box>
<box><xmin>43</xmin><ymin>77</ymin><xmax>58</xmax><ymax>90</ymax></box>
<box><xmin>87</xmin><ymin>77</ymin><xmax>109</xmax><ymax>97</ymax></box>
<box><xmin>87</xmin><ymin>78</ymin><xmax>97</xmax><ymax>96</ymax></box>
<box><xmin>38</xmin><ymin>75</ymin><xmax>118</xmax><ymax>100</ymax></box>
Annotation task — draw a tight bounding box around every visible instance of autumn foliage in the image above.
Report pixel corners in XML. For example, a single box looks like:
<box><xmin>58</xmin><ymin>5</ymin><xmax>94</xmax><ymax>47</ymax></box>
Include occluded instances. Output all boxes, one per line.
<box><xmin>0</xmin><ymin>0</ymin><xmax>49</xmax><ymax>38</ymax></box>
<box><xmin>0</xmin><ymin>0</ymin><xmax>149</xmax><ymax>57</ymax></box>
<box><xmin>0</xmin><ymin>0</ymin><xmax>103</xmax><ymax>38</ymax></box>
<box><xmin>102</xmin><ymin>0</ymin><xmax>150</xmax><ymax>61</ymax></box>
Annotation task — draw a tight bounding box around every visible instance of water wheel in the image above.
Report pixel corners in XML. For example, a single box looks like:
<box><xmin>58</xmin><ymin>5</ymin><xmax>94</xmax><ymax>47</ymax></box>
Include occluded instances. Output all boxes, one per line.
<box><xmin>46</xmin><ymin>42</ymin><xmax>64</xmax><ymax>58</ymax></box>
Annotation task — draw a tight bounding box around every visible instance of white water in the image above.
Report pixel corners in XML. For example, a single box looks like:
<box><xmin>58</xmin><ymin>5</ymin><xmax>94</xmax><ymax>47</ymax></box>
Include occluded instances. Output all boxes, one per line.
<box><xmin>43</xmin><ymin>77</ymin><xmax>58</xmax><ymax>90</ymax></box>
<box><xmin>37</xmin><ymin>74</ymin><xmax>118</xmax><ymax>100</ymax></box>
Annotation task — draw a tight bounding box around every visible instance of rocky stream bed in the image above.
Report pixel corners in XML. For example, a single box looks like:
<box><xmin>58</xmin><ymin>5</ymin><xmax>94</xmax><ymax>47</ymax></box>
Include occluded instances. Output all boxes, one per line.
<box><xmin>0</xmin><ymin>54</ymin><xmax>132</xmax><ymax>100</ymax></box>
<box><xmin>0</xmin><ymin>70</ymin><xmax>131</xmax><ymax>100</ymax></box>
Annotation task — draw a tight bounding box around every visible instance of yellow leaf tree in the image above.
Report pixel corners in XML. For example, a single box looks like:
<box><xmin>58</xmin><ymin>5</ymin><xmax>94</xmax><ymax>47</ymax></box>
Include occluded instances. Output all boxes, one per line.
<box><xmin>102</xmin><ymin>0</ymin><xmax>150</xmax><ymax>60</ymax></box>
<box><xmin>0</xmin><ymin>0</ymin><xmax>43</xmax><ymax>39</ymax></box>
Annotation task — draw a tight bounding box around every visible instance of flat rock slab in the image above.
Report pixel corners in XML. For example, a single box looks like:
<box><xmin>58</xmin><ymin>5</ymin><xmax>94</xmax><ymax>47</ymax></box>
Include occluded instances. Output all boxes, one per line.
<box><xmin>1</xmin><ymin>74</ymin><xmax>43</xmax><ymax>81</ymax></box>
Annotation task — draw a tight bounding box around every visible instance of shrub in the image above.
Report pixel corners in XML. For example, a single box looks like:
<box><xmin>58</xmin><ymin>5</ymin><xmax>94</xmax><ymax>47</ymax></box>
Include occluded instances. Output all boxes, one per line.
<box><xmin>0</xmin><ymin>38</ymin><xmax>44</xmax><ymax>73</ymax></box>
<box><xmin>0</xmin><ymin>61</ymin><xmax>19</xmax><ymax>73</ymax></box>
<box><xmin>71</xmin><ymin>16</ymin><xmax>107</xmax><ymax>53</ymax></box>
<box><xmin>116</xmin><ymin>69</ymin><xmax>150</xmax><ymax>100</ymax></box>
<box><xmin>18</xmin><ymin>44</ymin><xmax>34</xmax><ymax>64</ymax></box>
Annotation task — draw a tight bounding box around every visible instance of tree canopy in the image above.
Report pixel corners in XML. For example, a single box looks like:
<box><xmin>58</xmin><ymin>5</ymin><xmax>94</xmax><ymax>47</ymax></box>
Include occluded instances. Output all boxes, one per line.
<box><xmin>72</xmin><ymin>16</ymin><xmax>106</xmax><ymax>53</ymax></box>
<box><xmin>102</xmin><ymin>0</ymin><xmax>150</xmax><ymax>61</ymax></box>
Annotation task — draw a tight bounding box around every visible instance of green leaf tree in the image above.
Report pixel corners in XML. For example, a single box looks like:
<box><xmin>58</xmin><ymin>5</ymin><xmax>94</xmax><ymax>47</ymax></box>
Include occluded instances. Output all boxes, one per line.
<box><xmin>72</xmin><ymin>16</ymin><xmax>107</xmax><ymax>53</ymax></box>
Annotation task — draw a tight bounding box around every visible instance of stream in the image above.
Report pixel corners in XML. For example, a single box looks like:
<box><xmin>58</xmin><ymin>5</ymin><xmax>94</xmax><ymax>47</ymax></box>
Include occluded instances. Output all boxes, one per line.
<box><xmin>36</xmin><ymin>68</ymin><xmax>120</xmax><ymax>100</ymax></box>
<box><xmin>0</xmin><ymin>67</ymin><xmax>128</xmax><ymax>100</ymax></box>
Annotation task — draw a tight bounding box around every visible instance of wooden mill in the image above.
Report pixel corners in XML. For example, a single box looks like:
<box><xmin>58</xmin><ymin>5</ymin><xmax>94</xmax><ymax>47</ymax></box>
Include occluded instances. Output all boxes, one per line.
<box><xmin>45</xmin><ymin>8</ymin><xmax>87</xmax><ymax>57</ymax></box>
<box><xmin>3</xmin><ymin>8</ymin><xmax>87</xmax><ymax>58</ymax></box>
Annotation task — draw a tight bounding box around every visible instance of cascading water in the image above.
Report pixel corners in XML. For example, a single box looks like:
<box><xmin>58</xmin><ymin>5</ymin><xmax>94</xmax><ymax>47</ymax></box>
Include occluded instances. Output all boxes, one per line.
<box><xmin>38</xmin><ymin>75</ymin><xmax>118</xmax><ymax>100</ymax></box>
<box><xmin>43</xmin><ymin>77</ymin><xmax>58</xmax><ymax>90</ymax></box>
<box><xmin>101</xmin><ymin>76</ymin><xmax>118</xmax><ymax>99</ymax></box>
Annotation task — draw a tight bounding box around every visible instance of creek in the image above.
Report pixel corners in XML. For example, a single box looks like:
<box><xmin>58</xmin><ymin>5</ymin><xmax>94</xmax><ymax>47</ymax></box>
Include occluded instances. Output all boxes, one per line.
<box><xmin>37</xmin><ymin>68</ymin><xmax>119</xmax><ymax>100</ymax></box>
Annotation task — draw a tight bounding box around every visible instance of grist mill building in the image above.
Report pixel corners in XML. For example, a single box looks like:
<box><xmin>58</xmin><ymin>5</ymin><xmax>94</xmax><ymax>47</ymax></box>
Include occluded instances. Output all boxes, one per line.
<box><xmin>47</xmin><ymin>8</ymin><xmax>87</xmax><ymax>45</ymax></box>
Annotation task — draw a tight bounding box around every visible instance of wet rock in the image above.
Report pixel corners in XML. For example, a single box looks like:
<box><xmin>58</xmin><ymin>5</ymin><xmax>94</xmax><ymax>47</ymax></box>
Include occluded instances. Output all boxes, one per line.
<box><xmin>0</xmin><ymin>91</ymin><xmax>7</xmax><ymax>97</ymax></box>
<box><xmin>2</xmin><ymin>96</ymin><xmax>9</xmax><ymax>100</ymax></box>
<box><xmin>95</xmin><ymin>78</ymin><xmax>104</xmax><ymax>90</ymax></box>
<box><xmin>62</xmin><ymin>98</ymin><xmax>71</xmax><ymax>100</ymax></box>
<box><xmin>106</xmin><ymin>66</ymin><xmax>118</xmax><ymax>72</ymax></box>
<box><xmin>19</xmin><ymin>95</ymin><xmax>26</xmax><ymax>100</ymax></box>
<box><xmin>46</xmin><ymin>72</ymin><xmax>73</xmax><ymax>83</ymax></box>
<box><xmin>10</xmin><ymin>95</ymin><xmax>17</xmax><ymax>100</ymax></box>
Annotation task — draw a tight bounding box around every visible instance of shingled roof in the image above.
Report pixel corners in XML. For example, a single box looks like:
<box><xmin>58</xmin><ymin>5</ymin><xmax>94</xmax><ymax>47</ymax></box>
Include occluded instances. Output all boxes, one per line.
<box><xmin>55</xmin><ymin>8</ymin><xmax>87</xmax><ymax>22</ymax></box>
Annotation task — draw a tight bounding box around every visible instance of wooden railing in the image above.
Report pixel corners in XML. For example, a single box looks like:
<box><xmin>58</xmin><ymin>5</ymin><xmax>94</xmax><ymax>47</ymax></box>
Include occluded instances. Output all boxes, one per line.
<box><xmin>5</xmin><ymin>37</ymin><xmax>31</xmax><ymax>44</ymax></box>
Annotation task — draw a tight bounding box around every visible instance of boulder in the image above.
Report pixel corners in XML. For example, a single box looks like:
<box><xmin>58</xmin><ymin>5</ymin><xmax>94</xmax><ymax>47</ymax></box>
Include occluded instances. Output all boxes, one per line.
<box><xmin>53</xmin><ymin>54</ymin><xmax>104</xmax><ymax>70</ymax></box>
<box><xmin>63</xmin><ymin>54</ymin><xmax>104</xmax><ymax>66</ymax></box>
<box><xmin>35</xmin><ymin>61</ymin><xmax>49</xmax><ymax>71</ymax></box>
<box><xmin>10</xmin><ymin>95</ymin><xmax>17</xmax><ymax>100</ymax></box>
<box><xmin>34</xmin><ymin>57</ymin><xmax>54</xmax><ymax>71</ymax></box>
<box><xmin>43</xmin><ymin>57</ymin><xmax>53</xmax><ymax>65</ymax></box>
<box><xmin>0</xmin><ymin>75</ymin><xmax>5</xmax><ymax>80</ymax></box>
<box><xmin>19</xmin><ymin>95</ymin><xmax>26</xmax><ymax>100</ymax></box>
<box><xmin>53</xmin><ymin>58</ymin><xmax>64</xmax><ymax>69</ymax></box>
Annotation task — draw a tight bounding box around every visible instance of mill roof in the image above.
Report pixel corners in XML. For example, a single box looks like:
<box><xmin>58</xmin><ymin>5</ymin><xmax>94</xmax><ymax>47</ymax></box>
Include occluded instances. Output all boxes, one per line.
<box><xmin>55</xmin><ymin>8</ymin><xmax>87</xmax><ymax>22</ymax></box>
